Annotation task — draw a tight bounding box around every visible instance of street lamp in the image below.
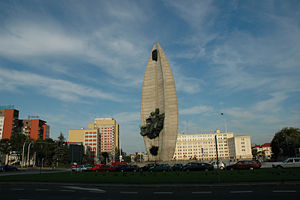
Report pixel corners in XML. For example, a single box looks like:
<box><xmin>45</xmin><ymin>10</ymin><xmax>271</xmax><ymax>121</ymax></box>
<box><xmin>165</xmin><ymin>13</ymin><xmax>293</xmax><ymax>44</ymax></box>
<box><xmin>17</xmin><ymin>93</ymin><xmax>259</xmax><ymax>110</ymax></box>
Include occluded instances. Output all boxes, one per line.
<box><xmin>26</xmin><ymin>142</ymin><xmax>33</xmax><ymax>167</ymax></box>
<box><xmin>221</xmin><ymin>113</ymin><xmax>227</xmax><ymax>133</ymax></box>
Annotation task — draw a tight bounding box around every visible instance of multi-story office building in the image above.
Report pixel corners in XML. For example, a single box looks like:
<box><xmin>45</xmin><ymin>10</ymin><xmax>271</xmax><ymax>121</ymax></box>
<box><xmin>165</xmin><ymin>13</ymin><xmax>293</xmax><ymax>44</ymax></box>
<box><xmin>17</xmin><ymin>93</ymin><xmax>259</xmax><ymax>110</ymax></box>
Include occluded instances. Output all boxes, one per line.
<box><xmin>0</xmin><ymin>109</ymin><xmax>20</xmax><ymax>139</ymax></box>
<box><xmin>69</xmin><ymin>118</ymin><xmax>119</xmax><ymax>162</ymax></box>
<box><xmin>173</xmin><ymin>130</ymin><xmax>252</xmax><ymax>160</ymax></box>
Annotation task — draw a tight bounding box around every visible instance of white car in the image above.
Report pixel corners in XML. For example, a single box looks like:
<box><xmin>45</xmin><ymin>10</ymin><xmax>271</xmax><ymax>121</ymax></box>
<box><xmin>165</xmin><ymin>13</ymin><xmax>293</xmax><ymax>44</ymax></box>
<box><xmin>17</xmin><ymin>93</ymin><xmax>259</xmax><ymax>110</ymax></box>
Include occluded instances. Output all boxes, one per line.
<box><xmin>210</xmin><ymin>161</ymin><xmax>226</xmax><ymax>170</ymax></box>
<box><xmin>72</xmin><ymin>165</ymin><xmax>92</xmax><ymax>172</ymax></box>
<box><xmin>272</xmin><ymin>157</ymin><xmax>300</xmax><ymax>168</ymax></box>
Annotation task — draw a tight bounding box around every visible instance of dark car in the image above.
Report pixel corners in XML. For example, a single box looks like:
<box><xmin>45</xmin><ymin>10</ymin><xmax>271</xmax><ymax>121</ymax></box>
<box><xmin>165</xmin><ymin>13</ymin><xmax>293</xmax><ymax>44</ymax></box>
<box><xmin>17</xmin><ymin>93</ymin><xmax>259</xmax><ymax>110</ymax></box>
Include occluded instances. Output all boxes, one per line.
<box><xmin>183</xmin><ymin>162</ymin><xmax>213</xmax><ymax>171</ymax></box>
<box><xmin>140</xmin><ymin>164</ymin><xmax>155</xmax><ymax>172</ymax></box>
<box><xmin>2</xmin><ymin>165</ymin><xmax>18</xmax><ymax>172</ymax></box>
<box><xmin>226</xmin><ymin>160</ymin><xmax>261</xmax><ymax>170</ymax></box>
<box><xmin>172</xmin><ymin>164</ymin><xmax>184</xmax><ymax>171</ymax></box>
<box><xmin>115</xmin><ymin>164</ymin><xmax>139</xmax><ymax>172</ymax></box>
<box><xmin>149</xmin><ymin>164</ymin><xmax>171</xmax><ymax>172</ymax></box>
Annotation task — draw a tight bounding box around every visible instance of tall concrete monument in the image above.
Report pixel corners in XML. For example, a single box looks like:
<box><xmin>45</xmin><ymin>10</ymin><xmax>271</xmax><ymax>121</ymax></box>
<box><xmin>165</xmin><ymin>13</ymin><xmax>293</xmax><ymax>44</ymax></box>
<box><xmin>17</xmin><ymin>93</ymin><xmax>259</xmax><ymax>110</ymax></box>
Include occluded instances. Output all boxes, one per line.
<box><xmin>140</xmin><ymin>43</ymin><xmax>178</xmax><ymax>161</ymax></box>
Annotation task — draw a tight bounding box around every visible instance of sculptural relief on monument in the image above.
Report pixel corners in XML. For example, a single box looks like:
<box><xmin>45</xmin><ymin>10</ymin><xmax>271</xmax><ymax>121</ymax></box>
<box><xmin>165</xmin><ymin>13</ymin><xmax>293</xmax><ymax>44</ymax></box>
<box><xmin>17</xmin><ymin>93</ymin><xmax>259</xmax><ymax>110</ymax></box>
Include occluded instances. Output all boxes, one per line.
<box><xmin>140</xmin><ymin>43</ymin><xmax>178</xmax><ymax>161</ymax></box>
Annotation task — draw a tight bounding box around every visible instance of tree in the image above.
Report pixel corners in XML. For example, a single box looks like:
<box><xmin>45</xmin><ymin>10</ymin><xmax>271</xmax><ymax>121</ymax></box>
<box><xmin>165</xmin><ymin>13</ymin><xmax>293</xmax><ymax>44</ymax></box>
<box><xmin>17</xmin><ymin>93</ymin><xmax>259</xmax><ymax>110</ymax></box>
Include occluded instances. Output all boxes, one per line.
<box><xmin>101</xmin><ymin>152</ymin><xmax>109</xmax><ymax>164</ymax></box>
<box><xmin>271</xmin><ymin>127</ymin><xmax>300</xmax><ymax>160</ymax></box>
<box><xmin>10</xmin><ymin>132</ymin><xmax>27</xmax><ymax>152</ymax></box>
<box><xmin>0</xmin><ymin>139</ymin><xmax>11</xmax><ymax>164</ymax></box>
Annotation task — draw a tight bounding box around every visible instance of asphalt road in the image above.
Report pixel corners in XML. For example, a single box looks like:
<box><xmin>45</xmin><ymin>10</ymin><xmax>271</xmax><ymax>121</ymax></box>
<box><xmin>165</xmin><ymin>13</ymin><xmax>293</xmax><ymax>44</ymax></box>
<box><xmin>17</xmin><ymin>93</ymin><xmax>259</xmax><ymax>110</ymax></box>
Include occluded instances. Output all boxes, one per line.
<box><xmin>0</xmin><ymin>168</ymin><xmax>70</xmax><ymax>176</ymax></box>
<box><xmin>0</xmin><ymin>182</ymin><xmax>299</xmax><ymax>200</ymax></box>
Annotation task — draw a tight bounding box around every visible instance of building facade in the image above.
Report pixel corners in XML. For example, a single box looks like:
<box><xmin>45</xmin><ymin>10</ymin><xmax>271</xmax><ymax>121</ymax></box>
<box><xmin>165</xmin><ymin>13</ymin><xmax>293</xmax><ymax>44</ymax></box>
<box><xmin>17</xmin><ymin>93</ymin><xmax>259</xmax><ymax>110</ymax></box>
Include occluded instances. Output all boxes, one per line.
<box><xmin>228</xmin><ymin>136</ymin><xmax>252</xmax><ymax>159</ymax></box>
<box><xmin>252</xmin><ymin>143</ymin><xmax>272</xmax><ymax>160</ymax></box>
<box><xmin>69</xmin><ymin>118</ymin><xmax>119</xmax><ymax>162</ymax></box>
<box><xmin>0</xmin><ymin>109</ymin><xmax>49</xmax><ymax>140</ymax></box>
<box><xmin>173</xmin><ymin>130</ymin><xmax>252</xmax><ymax>161</ymax></box>
<box><xmin>19</xmin><ymin>119</ymin><xmax>49</xmax><ymax>140</ymax></box>
<box><xmin>0</xmin><ymin>109</ymin><xmax>20</xmax><ymax>139</ymax></box>
<box><xmin>88</xmin><ymin>118</ymin><xmax>119</xmax><ymax>158</ymax></box>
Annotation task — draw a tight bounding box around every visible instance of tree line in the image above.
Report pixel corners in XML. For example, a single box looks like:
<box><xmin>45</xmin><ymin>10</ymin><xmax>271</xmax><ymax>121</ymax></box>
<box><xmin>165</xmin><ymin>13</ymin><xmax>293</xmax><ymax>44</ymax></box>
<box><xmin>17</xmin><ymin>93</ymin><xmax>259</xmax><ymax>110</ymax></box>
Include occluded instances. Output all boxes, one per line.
<box><xmin>0</xmin><ymin>132</ymin><xmax>90</xmax><ymax>167</ymax></box>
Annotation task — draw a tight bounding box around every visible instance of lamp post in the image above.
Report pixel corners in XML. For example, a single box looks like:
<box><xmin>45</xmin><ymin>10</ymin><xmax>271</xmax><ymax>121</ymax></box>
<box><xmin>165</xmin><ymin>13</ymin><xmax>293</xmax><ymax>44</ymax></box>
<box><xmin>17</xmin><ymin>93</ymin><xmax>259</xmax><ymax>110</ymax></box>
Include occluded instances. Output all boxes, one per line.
<box><xmin>221</xmin><ymin>113</ymin><xmax>227</xmax><ymax>133</ymax></box>
<box><xmin>22</xmin><ymin>142</ymin><xmax>27</xmax><ymax>167</ymax></box>
<box><xmin>26</xmin><ymin>142</ymin><xmax>33</xmax><ymax>167</ymax></box>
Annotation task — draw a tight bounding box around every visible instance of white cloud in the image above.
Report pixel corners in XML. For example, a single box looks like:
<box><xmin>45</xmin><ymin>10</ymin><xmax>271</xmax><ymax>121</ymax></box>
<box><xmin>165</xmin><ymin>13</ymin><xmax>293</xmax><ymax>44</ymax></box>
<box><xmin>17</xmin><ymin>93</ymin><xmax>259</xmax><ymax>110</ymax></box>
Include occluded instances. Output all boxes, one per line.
<box><xmin>0</xmin><ymin>67</ymin><xmax>119</xmax><ymax>102</ymax></box>
<box><xmin>181</xmin><ymin>105</ymin><xmax>213</xmax><ymax>115</ymax></box>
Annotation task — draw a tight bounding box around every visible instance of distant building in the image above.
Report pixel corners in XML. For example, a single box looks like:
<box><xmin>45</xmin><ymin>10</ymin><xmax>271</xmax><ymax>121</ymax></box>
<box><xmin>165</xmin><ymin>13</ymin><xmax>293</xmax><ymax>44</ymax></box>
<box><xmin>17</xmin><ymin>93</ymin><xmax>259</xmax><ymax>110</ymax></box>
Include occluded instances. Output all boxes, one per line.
<box><xmin>19</xmin><ymin>119</ymin><xmax>50</xmax><ymax>140</ymax></box>
<box><xmin>173</xmin><ymin>130</ymin><xmax>252</xmax><ymax>161</ymax></box>
<box><xmin>68</xmin><ymin>142</ymin><xmax>85</xmax><ymax>164</ymax></box>
<box><xmin>69</xmin><ymin>118</ymin><xmax>119</xmax><ymax>163</ymax></box>
<box><xmin>0</xmin><ymin>108</ymin><xmax>49</xmax><ymax>140</ymax></box>
<box><xmin>252</xmin><ymin>143</ymin><xmax>272</xmax><ymax>160</ymax></box>
<box><xmin>228</xmin><ymin>136</ymin><xmax>252</xmax><ymax>159</ymax></box>
<box><xmin>0</xmin><ymin>109</ymin><xmax>19</xmax><ymax>139</ymax></box>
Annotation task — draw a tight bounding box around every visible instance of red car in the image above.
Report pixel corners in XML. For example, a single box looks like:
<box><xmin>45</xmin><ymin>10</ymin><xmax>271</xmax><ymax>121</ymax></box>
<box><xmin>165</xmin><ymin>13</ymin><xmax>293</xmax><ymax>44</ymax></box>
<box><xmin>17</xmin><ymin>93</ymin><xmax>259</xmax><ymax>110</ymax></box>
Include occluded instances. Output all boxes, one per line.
<box><xmin>92</xmin><ymin>164</ymin><xmax>104</xmax><ymax>171</ymax></box>
<box><xmin>95</xmin><ymin>165</ymin><xmax>116</xmax><ymax>172</ymax></box>
<box><xmin>226</xmin><ymin>160</ymin><xmax>261</xmax><ymax>170</ymax></box>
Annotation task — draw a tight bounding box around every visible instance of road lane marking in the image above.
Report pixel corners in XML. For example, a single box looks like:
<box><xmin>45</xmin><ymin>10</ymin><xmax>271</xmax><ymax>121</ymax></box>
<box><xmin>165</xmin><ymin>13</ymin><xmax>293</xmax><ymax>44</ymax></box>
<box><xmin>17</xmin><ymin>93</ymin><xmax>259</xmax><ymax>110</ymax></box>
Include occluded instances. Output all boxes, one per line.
<box><xmin>230</xmin><ymin>191</ymin><xmax>253</xmax><ymax>193</ymax></box>
<box><xmin>273</xmin><ymin>190</ymin><xmax>296</xmax><ymax>193</ymax></box>
<box><xmin>59</xmin><ymin>190</ymin><xmax>75</xmax><ymax>192</ymax></box>
<box><xmin>192</xmin><ymin>191</ymin><xmax>212</xmax><ymax>194</ymax></box>
<box><xmin>120</xmin><ymin>192</ymin><xmax>138</xmax><ymax>194</ymax></box>
<box><xmin>63</xmin><ymin>186</ymin><xmax>106</xmax><ymax>193</ymax></box>
<box><xmin>154</xmin><ymin>192</ymin><xmax>173</xmax><ymax>194</ymax></box>
<box><xmin>35</xmin><ymin>189</ymin><xmax>49</xmax><ymax>191</ymax></box>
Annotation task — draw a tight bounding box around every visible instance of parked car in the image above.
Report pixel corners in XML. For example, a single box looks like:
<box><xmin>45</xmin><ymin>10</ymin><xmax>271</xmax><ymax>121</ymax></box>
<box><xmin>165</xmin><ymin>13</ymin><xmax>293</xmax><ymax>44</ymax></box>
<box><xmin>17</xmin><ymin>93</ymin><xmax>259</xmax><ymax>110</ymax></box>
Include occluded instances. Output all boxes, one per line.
<box><xmin>72</xmin><ymin>165</ymin><xmax>92</xmax><ymax>172</ymax></box>
<box><xmin>95</xmin><ymin>165</ymin><xmax>116</xmax><ymax>172</ymax></box>
<box><xmin>226</xmin><ymin>160</ymin><xmax>261</xmax><ymax>170</ymax></box>
<box><xmin>116</xmin><ymin>164</ymin><xmax>139</xmax><ymax>172</ymax></box>
<box><xmin>183</xmin><ymin>162</ymin><xmax>213</xmax><ymax>171</ymax></box>
<box><xmin>0</xmin><ymin>164</ymin><xmax>5</xmax><ymax>172</ymax></box>
<box><xmin>92</xmin><ymin>164</ymin><xmax>104</xmax><ymax>171</ymax></box>
<box><xmin>149</xmin><ymin>164</ymin><xmax>171</xmax><ymax>172</ymax></box>
<box><xmin>172</xmin><ymin>164</ymin><xmax>184</xmax><ymax>171</ymax></box>
<box><xmin>2</xmin><ymin>165</ymin><xmax>18</xmax><ymax>172</ymax></box>
<box><xmin>272</xmin><ymin>157</ymin><xmax>300</xmax><ymax>168</ymax></box>
<box><xmin>140</xmin><ymin>164</ymin><xmax>155</xmax><ymax>172</ymax></box>
<box><xmin>210</xmin><ymin>161</ymin><xmax>226</xmax><ymax>170</ymax></box>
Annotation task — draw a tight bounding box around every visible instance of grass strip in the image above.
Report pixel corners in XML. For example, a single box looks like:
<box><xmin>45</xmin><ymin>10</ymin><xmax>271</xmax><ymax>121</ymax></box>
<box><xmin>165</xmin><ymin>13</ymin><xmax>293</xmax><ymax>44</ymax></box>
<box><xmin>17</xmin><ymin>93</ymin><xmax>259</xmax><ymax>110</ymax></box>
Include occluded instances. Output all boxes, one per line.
<box><xmin>1</xmin><ymin>168</ymin><xmax>300</xmax><ymax>184</ymax></box>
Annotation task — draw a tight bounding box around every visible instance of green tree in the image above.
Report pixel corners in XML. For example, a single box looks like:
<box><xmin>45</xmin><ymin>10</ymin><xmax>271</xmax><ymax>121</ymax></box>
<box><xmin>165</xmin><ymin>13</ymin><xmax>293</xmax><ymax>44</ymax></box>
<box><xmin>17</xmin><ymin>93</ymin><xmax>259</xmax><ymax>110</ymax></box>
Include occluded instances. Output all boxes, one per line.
<box><xmin>10</xmin><ymin>132</ymin><xmax>27</xmax><ymax>152</ymax></box>
<box><xmin>101</xmin><ymin>152</ymin><xmax>109</xmax><ymax>164</ymax></box>
<box><xmin>271</xmin><ymin>127</ymin><xmax>300</xmax><ymax>160</ymax></box>
<box><xmin>0</xmin><ymin>139</ymin><xmax>11</xmax><ymax>164</ymax></box>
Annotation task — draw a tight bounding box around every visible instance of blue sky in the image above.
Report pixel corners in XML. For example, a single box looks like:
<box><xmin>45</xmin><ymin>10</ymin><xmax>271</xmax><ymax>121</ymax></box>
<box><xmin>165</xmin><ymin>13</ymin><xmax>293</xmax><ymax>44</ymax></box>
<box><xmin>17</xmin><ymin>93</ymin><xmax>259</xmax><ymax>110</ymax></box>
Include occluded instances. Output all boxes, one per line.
<box><xmin>0</xmin><ymin>0</ymin><xmax>299</xmax><ymax>153</ymax></box>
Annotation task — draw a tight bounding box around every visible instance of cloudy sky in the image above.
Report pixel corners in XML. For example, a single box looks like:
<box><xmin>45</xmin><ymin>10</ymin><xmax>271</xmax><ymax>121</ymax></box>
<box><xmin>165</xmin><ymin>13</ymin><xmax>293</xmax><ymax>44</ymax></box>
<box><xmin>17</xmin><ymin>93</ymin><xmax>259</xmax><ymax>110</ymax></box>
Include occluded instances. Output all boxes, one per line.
<box><xmin>0</xmin><ymin>0</ymin><xmax>299</xmax><ymax>153</ymax></box>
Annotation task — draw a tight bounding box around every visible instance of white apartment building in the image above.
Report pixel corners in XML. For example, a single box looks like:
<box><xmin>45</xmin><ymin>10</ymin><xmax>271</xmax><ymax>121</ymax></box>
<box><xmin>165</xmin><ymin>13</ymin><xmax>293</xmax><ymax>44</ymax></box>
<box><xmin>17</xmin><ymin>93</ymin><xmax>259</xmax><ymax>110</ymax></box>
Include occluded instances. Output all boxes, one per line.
<box><xmin>228</xmin><ymin>136</ymin><xmax>252</xmax><ymax>159</ymax></box>
<box><xmin>173</xmin><ymin>130</ymin><xmax>252</xmax><ymax>160</ymax></box>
